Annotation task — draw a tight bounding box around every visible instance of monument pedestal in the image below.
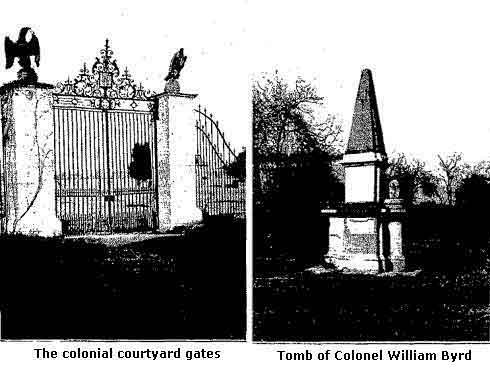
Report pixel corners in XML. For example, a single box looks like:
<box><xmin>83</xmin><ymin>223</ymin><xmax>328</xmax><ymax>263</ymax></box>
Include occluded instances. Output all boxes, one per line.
<box><xmin>326</xmin><ymin>214</ymin><xmax>384</xmax><ymax>273</ymax></box>
<box><xmin>0</xmin><ymin>82</ymin><xmax>62</xmax><ymax>236</ymax></box>
<box><xmin>155</xmin><ymin>91</ymin><xmax>203</xmax><ymax>231</ymax></box>
<box><xmin>325</xmin><ymin>208</ymin><xmax>407</xmax><ymax>273</ymax></box>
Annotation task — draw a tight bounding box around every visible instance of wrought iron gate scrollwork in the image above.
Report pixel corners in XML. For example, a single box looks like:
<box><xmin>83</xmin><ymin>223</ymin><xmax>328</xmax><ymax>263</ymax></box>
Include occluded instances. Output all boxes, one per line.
<box><xmin>53</xmin><ymin>40</ymin><xmax>158</xmax><ymax>234</ymax></box>
<box><xmin>195</xmin><ymin>106</ymin><xmax>245</xmax><ymax>218</ymax></box>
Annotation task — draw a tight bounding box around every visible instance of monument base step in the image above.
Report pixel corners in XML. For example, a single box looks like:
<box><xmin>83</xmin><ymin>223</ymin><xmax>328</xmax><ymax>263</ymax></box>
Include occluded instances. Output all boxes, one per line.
<box><xmin>325</xmin><ymin>254</ymin><xmax>382</xmax><ymax>273</ymax></box>
<box><xmin>305</xmin><ymin>264</ymin><xmax>420</xmax><ymax>278</ymax></box>
<box><xmin>325</xmin><ymin>253</ymin><xmax>406</xmax><ymax>274</ymax></box>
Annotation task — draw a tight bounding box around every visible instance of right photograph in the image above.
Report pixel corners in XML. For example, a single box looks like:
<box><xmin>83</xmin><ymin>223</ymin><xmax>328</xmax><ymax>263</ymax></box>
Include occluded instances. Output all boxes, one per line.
<box><xmin>252</xmin><ymin>66</ymin><xmax>489</xmax><ymax>341</ymax></box>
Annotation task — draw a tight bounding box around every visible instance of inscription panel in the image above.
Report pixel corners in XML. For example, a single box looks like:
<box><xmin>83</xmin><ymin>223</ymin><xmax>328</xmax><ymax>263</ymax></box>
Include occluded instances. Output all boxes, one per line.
<box><xmin>345</xmin><ymin>218</ymin><xmax>377</xmax><ymax>254</ymax></box>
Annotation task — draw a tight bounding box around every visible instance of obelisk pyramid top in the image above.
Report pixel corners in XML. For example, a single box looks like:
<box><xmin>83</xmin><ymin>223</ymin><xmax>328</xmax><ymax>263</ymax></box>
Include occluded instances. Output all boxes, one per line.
<box><xmin>345</xmin><ymin>68</ymin><xmax>386</xmax><ymax>155</ymax></box>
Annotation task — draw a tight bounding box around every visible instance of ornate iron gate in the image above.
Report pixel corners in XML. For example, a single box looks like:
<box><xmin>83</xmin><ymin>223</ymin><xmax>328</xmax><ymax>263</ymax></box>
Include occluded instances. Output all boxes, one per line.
<box><xmin>195</xmin><ymin>106</ymin><xmax>245</xmax><ymax>218</ymax></box>
<box><xmin>53</xmin><ymin>40</ymin><xmax>158</xmax><ymax>234</ymax></box>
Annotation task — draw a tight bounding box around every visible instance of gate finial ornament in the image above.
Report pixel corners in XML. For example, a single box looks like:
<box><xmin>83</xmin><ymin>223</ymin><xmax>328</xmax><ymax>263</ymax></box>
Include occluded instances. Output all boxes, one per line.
<box><xmin>164</xmin><ymin>48</ymin><xmax>187</xmax><ymax>93</ymax></box>
<box><xmin>5</xmin><ymin>27</ymin><xmax>40</xmax><ymax>83</ymax></box>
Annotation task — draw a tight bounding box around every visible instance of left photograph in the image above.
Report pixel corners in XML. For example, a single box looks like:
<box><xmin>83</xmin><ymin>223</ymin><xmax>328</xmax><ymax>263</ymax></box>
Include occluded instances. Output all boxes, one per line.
<box><xmin>0</xmin><ymin>15</ymin><xmax>246</xmax><ymax>339</ymax></box>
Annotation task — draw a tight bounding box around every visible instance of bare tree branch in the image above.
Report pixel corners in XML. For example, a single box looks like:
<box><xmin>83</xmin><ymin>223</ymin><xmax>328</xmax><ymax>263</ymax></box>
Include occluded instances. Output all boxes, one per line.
<box><xmin>435</xmin><ymin>153</ymin><xmax>468</xmax><ymax>206</ymax></box>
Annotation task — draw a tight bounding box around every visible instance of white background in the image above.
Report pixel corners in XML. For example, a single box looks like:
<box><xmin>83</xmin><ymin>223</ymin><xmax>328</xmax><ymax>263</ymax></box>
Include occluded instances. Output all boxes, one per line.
<box><xmin>249</xmin><ymin>0</ymin><xmax>490</xmax><ymax>167</ymax></box>
<box><xmin>0</xmin><ymin>0</ymin><xmax>250</xmax><ymax>151</ymax></box>
<box><xmin>0</xmin><ymin>0</ymin><xmax>489</xmax><ymax>367</ymax></box>
<box><xmin>0</xmin><ymin>342</ymin><xmax>488</xmax><ymax>368</ymax></box>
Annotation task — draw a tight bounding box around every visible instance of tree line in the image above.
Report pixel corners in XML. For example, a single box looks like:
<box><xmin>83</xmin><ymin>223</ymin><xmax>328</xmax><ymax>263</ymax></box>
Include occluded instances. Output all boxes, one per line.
<box><xmin>253</xmin><ymin>71</ymin><xmax>490</xmax><ymax>263</ymax></box>
<box><xmin>253</xmin><ymin>71</ymin><xmax>490</xmax><ymax>209</ymax></box>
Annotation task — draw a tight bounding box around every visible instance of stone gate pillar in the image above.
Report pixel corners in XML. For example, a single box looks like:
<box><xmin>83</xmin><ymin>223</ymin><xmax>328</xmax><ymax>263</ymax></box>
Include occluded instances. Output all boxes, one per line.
<box><xmin>154</xmin><ymin>90</ymin><xmax>203</xmax><ymax>231</ymax></box>
<box><xmin>0</xmin><ymin>82</ymin><xmax>62</xmax><ymax>236</ymax></box>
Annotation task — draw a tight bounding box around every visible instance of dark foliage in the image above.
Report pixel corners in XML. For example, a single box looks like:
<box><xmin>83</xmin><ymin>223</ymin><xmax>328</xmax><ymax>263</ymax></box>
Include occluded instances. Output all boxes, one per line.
<box><xmin>128</xmin><ymin>142</ymin><xmax>152</xmax><ymax>182</ymax></box>
<box><xmin>386</xmin><ymin>153</ymin><xmax>437</xmax><ymax>206</ymax></box>
<box><xmin>223</xmin><ymin>149</ymin><xmax>246</xmax><ymax>182</ymax></box>
<box><xmin>456</xmin><ymin>174</ymin><xmax>490</xmax><ymax>208</ymax></box>
<box><xmin>0</xmin><ymin>217</ymin><xmax>245</xmax><ymax>339</ymax></box>
<box><xmin>405</xmin><ymin>205</ymin><xmax>489</xmax><ymax>272</ymax></box>
<box><xmin>252</xmin><ymin>74</ymin><xmax>343</xmax><ymax>264</ymax></box>
<box><xmin>253</xmin><ymin>150</ymin><xmax>343</xmax><ymax>267</ymax></box>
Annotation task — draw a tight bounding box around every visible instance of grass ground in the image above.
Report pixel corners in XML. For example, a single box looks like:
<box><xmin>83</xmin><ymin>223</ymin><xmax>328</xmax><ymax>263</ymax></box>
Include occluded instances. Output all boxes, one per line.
<box><xmin>254</xmin><ymin>255</ymin><xmax>489</xmax><ymax>341</ymax></box>
<box><xmin>0</xmin><ymin>217</ymin><xmax>245</xmax><ymax>340</ymax></box>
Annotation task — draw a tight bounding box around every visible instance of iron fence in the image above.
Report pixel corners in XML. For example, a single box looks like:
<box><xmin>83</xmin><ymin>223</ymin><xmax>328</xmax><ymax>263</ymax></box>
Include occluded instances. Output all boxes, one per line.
<box><xmin>195</xmin><ymin>106</ymin><xmax>245</xmax><ymax>218</ymax></box>
<box><xmin>0</xmin><ymin>40</ymin><xmax>245</xmax><ymax>235</ymax></box>
<box><xmin>52</xmin><ymin>40</ymin><xmax>158</xmax><ymax>234</ymax></box>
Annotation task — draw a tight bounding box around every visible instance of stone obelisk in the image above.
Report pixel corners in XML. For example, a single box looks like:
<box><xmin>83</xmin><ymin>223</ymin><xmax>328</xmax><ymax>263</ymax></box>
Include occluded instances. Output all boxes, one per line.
<box><xmin>325</xmin><ymin>68</ymin><xmax>388</xmax><ymax>272</ymax></box>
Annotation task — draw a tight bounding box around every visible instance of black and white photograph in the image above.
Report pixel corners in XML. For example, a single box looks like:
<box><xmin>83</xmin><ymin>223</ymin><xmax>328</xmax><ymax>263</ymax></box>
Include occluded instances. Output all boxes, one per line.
<box><xmin>252</xmin><ymin>1</ymin><xmax>489</xmax><ymax>342</ymax></box>
<box><xmin>0</xmin><ymin>0</ymin><xmax>489</xmax><ymax>367</ymax></box>
<box><xmin>0</xmin><ymin>1</ymin><xmax>247</xmax><ymax>340</ymax></box>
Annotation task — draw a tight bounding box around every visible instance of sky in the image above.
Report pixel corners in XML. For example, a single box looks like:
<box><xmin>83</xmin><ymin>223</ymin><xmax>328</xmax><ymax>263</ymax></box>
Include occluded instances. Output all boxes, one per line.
<box><xmin>0</xmin><ymin>0</ymin><xmax>250</xmax><ymax>152</ymax></box>
<box><xmin>246</xmin><ymin>0</ymin><xmax>490</xmax><ymax>167</ymax></box>
<box><xmin>0</xmin><ymin>0</ymin><xmax>489</xmax><ymax>166</ymax></box>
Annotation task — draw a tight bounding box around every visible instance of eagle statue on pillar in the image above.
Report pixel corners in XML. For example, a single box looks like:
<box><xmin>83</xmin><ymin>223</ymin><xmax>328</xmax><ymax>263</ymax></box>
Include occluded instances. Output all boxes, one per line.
<box><xmin>5</xmin><ymin>27</ymin><xmax>40</xmax><ymax>82</ymax></box>
<box><xmin>163</xmin><ymin>48</ymin><xmax>187</xmax><ymax>93</ymax></box>
<box><xmin>164</xmin><ymin>48</ymin><xmax>187</xmax><ymax>81</ymax></box>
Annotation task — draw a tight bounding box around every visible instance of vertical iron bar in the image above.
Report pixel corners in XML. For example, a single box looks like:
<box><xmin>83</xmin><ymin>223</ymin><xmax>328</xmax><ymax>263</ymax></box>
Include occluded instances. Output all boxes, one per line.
<box><xmin>62</xmin><ymin>109</ymin><xmax>67</xmax><ymax>227</ymax></box>
<box><xmin>79</xmin><ymin>110</ymin><xmax>84</xmax><ymax>231</ymax></box>
<box><xmin>195</xmin><ymin>121</ymin><xmax>200</xmax><ymax>211</ymax></box>
<box><xmin>104</xmin><ymin>107</ymin><xmax>111</xmax><ymax>231</ymax></box>
<box><xmin>130</xmin><ymin>111</ymin><xmax>136</xmax><ymax>230</ymax></box>
<box><xmin>69</xmin><ymin>109</ymin><xmax>75</xmax><ymax>228</ymax></box>
<box><xmin>115</xmin><ymin>112</ymin><xmax>120</xmax><ymax>230</ymax></box>
<box><xmin>53</xmin><ymin>106</ymin><xmax>58</xmax><ymax>216</ymax></box>
<box><xmin>122</xmin><ymin>111</ymin><xmax>128</xmax><ymax>229</ymax></box>
<box><xmin>152</xmin><ymin>101</ymin><xmax>159</xmax><ymax>230</ymax></box>
<box><xmin>87</xmin><ymin>109</ymin><xmax>94</xmax><ymax>232</ymax></box>
<box><xmin>135</xmin><ymin>111</ymin><xmax>140</xmax><ymax>230</ymax></box>
<box><xmin>115</xmin><ymin>112</ymin><xmax>121</xmax><ymax>230</ymax></box>
<box><xmin>74</xmin><ymin>109</ymin><xmax>80</xmax><ymax>231</ymax></box>
<box><xmin>83</xmin><ymin>109</ymin><xmax>89</xmax><ymax>230</ymax></box>
<box><xmin>123</xmin><ymin>113</ymin><xmax>133</xmax><ymax>229</ymax></box>
<box><xmin>142</xmin><ymin>113</ymin><xmax>148</xmax><ymax>227</ymax></box>
<box><xmin>138</xmin><ymin>112</ymin><xmax>144</xmax><ymax>228</ymax></box>
<box><xmin>96</xmin><ymin>110</ymin><xmax>103</xmax><ymax>231</ymax></box>
<box><xmin>108</xmin><ymin>111</ymin><xmax>114</xmax><ymax>229</ymax></box>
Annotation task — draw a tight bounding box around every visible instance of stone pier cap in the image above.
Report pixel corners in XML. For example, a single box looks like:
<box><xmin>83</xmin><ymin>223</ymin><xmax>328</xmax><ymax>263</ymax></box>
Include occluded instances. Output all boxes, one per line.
<box><xmin>321</xmin><ymin>201</ymin><xmax>407</xmax><ymax>219</ymax></box>
<box><xmin>0</xmin><ymin>80</ymin><xmax>53</xmax><ymax>94</ymax></box>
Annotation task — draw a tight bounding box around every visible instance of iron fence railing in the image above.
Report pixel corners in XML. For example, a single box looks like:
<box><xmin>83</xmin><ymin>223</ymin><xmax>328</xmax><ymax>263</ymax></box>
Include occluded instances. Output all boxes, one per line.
<box><xmin>51</xmin><ymin>40</ymin><xmax>158</xmax><ymax>234</ymax></box>
<box><xmin>195</xmin><ymin>106</ymin><xmax>245</xmax><ymax>218</ymax></box>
